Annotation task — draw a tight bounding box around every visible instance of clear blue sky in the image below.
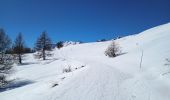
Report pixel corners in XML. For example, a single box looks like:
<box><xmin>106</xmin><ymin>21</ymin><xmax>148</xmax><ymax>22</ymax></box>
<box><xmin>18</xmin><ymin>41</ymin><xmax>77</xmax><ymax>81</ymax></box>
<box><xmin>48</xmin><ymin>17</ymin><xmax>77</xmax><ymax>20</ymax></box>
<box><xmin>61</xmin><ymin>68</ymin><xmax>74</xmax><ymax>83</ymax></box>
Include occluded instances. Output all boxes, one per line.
<box><xmin>0</xmin><ymin>0</ymin><xmax>170</xmax><ymax>47</ymax></box>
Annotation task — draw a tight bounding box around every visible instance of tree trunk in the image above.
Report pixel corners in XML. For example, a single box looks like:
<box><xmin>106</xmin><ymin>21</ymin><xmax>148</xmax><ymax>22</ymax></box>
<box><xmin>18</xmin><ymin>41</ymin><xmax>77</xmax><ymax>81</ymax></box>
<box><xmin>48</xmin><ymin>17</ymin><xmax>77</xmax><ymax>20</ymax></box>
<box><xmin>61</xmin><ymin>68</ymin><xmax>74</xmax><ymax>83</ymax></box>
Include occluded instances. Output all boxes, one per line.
<box><xmin>19</xmin><ymin>54</ymin><xmax>22</xmax><ymax>64</ymax></box>
<box><xmin>43</xmin><ymin>49</ymin><xmax>45</xmax><ymax>60</ymax></box>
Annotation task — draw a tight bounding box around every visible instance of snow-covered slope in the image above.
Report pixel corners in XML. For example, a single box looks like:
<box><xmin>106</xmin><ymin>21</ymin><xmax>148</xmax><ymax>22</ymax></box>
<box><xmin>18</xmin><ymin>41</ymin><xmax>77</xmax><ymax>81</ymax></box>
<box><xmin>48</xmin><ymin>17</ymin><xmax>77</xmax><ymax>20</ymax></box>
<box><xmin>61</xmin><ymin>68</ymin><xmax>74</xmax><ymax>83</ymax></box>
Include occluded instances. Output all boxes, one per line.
<box><xmin>0</xmin><ymin>23</ymin><xmax>170</xmax><ymax>100</ymax></box>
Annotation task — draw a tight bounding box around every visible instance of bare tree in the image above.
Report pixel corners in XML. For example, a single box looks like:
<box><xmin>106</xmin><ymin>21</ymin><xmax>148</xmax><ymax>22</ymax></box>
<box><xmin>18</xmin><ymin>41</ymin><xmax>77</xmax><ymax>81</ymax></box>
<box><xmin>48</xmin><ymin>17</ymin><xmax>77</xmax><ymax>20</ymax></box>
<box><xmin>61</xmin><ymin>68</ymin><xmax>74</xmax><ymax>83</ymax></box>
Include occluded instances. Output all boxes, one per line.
<box><xmin>105</xmin><ymin>41</ymin><xmax>120</xmax><ymax>57</ymax></box>
<box><xmin>35</xmin><ymin>31</ymin><xmax>52</xmax><ymax>60</ymax></box>
<box><xmin>0</xmin><ymin>28</ymin><xmax>13</xmax><ymax>88</ymax></box>
<box><xmin>13</xmin><ymin>33</ymin><xmax>25</xmax><ymax>64</ymax></box>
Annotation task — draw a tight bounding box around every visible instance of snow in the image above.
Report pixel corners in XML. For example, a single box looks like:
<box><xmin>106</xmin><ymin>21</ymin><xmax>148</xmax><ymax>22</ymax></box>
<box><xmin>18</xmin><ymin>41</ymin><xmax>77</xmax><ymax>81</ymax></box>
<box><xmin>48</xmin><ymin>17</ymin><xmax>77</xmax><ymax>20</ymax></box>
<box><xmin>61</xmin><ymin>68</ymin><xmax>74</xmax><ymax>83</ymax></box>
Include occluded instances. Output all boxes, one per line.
<box><xmin>0</xmin><ymin>23</ymin><xmax>170</xmax><ymax>100</ymax></box>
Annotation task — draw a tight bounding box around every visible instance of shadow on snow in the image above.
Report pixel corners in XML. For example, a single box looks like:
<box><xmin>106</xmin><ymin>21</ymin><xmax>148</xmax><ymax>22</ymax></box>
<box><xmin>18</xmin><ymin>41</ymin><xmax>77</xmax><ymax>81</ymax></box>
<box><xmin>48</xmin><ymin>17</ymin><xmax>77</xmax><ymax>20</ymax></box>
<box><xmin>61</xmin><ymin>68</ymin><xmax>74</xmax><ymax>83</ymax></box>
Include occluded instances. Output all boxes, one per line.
<box><xmin>0</xmin><ymin>79</ymin><xmax>34</xmax><ymax>92</ymax></box>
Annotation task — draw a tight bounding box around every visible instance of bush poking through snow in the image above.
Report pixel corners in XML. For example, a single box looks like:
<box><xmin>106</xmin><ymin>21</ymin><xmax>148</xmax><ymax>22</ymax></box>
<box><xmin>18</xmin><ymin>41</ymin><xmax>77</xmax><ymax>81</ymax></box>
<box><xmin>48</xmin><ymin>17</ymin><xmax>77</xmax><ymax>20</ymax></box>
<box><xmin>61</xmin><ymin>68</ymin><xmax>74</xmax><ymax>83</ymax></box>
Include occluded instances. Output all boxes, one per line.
<box><xmin>105</xmin><ymin>41</ymin><xmax>120</xmax><ymax>57</ymax></box>
<box><xmin>81</xmin><ymin>65</ymin><xmax>85</xmax><ymax>67</ymax></box>
<box><xmin>162</xmin><ymin>58</ymin><xmax>170</xmax><ymax>76</ymax></box>
<box><xmin>0</xmin><ymin>75</ymin><xmax>8</xmax><ymax>88</ymax></box>
<box><xmin>63</xmin><ymin>66</ymin><xmax>72</xmax><ymax>73</ymax></box>
<box><xmin>52</xmin><ymin>83</ymin><xmax>59</xmax><ymax>87</ymax></box>
<box><xmin>0</xmin><ymin>56</ymin><xmax>13</xmax><ymax>89</ymax></box>
<box><xmin>165</xmin><ymin>58</ymin><xmax>170</xmax><ymax>66</ymax></box>
<box><xmin>56</xmin><ymin>41</ymin><xmax>64</xmax><ymax>49</ymax></box>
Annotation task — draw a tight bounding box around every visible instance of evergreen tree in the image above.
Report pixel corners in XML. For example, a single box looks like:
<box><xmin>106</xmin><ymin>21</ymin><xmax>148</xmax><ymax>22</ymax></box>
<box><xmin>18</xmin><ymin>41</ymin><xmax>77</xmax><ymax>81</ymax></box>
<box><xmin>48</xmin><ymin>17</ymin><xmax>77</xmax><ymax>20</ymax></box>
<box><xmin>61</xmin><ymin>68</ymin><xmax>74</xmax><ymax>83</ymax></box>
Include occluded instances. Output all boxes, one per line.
<box><xmin>13</xmin><ymin>33</ymin><xmax>25</xmax><ymax>64</ymax></box>
<box><xmin>35</xmin><ymin>31</ymin><xmax>52</xmax><ymax>60</ymax></box>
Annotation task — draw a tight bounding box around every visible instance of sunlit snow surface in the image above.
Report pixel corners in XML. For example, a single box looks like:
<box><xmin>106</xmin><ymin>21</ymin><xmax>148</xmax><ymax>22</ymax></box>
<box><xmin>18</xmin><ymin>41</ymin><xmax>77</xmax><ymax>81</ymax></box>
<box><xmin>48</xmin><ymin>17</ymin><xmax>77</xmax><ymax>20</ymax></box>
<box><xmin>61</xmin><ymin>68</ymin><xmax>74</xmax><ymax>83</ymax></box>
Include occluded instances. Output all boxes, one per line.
<box><xmin>0</xmin><ymin>23</ymin><xmax>170</xmax><ymax>100</ymax></box>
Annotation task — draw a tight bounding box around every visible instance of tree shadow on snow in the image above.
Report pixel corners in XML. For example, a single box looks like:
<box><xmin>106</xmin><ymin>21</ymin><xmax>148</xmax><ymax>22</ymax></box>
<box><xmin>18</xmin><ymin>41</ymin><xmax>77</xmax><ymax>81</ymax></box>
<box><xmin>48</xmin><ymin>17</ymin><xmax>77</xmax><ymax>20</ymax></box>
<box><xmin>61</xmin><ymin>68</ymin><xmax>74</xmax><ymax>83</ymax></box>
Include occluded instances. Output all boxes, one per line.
<box><xmin>17</xmin><ymin>62</ymin><xmax>39</xmax><ymax>66</ymax></box>
<box><xmin>116</xmin><ymin>52</ymin><xmax>128</xmax><ymax>57</ymax></box>
<box><xmin>42</xmin><ymin>58</ymin><xmax>64</xmax><ymax>65</ymax></box>
<box><xmin>0</xmin><ymin>80</ymin><xmax>34</xmax><ymax>92</ymax></box>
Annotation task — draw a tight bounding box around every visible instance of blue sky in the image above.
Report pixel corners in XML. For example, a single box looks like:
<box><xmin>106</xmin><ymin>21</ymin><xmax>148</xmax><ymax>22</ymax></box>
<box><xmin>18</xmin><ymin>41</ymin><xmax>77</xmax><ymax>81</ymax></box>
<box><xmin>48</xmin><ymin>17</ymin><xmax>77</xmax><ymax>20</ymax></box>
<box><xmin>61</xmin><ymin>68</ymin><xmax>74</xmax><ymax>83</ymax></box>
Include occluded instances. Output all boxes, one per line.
<box><xmin>0</xmin><ymin>0</ymin><xmax>170</xmax><ymax>47</ymax></box>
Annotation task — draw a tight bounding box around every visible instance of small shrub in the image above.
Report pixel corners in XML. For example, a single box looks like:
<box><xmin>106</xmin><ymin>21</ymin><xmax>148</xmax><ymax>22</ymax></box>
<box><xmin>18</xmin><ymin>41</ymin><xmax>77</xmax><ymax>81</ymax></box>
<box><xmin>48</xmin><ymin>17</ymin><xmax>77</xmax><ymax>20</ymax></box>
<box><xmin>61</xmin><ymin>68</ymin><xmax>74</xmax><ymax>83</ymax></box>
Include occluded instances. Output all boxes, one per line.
<box><xmin>0</xmin><ymin>54</ymin><xmax>13</xmax><ymax>88</ymax></box>
<box><xmin>52</xmin><ymin>83</ymin><xmax>59</xmax><ymax>87</ymax></box>
<box><xmin>56</xmin><ymin>41</ymin><xmax>64</xmax><ymax>49</ymax></box>
<box><xmin>0</xmin><ymin>75</ymin><xmax>8</xmax><ymax>88</ymax></box>
<box><xmin>61</xmin><ymin>77</ymin><xmax>65</xmax><ymax>80</ymax></box>
<box><xmin>165</xmin><ymin>58</ymin><xmax>170</xmax><ymax>66</ymax></box>
<box><xmin>162</xmin><ymin>58</ymin><xmax>170</xmax><ymax>76</ymax></box>
<box><xmin>105</xmin><ymin>41</ymin><xmax>120</xmax><ymax>57</ymax></box>
<box><xmin>63</xmin><ymin>66</ymin><xmax>72</xmax><ymax>73</ymax></box>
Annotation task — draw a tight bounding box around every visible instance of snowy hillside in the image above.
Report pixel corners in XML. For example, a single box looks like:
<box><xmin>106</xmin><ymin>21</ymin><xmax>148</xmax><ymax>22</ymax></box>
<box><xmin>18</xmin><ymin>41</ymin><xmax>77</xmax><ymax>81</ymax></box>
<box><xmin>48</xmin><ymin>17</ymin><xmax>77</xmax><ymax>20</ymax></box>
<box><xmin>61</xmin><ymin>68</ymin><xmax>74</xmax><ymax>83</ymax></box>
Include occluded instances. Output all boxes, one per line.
<box><xmin>0</xmin><ymin>23</ymin><xmax>170</xmax><ymax>100</ymax></box>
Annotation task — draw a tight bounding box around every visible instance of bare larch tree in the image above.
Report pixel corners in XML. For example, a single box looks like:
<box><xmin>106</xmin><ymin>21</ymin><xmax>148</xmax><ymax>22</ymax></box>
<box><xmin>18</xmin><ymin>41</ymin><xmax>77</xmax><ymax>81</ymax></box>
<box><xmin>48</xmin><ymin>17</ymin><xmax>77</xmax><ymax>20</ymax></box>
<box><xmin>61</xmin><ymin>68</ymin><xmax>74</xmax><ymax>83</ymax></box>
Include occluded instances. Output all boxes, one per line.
<box><xmin>13</xmin><ymin>33</ymin><xmax>25</xmax><ymax>64</ymax></box>
<box><xmin>35</xmin><ymin>31</ymin><xmax>52</xmax><ymax>60</ymax></box>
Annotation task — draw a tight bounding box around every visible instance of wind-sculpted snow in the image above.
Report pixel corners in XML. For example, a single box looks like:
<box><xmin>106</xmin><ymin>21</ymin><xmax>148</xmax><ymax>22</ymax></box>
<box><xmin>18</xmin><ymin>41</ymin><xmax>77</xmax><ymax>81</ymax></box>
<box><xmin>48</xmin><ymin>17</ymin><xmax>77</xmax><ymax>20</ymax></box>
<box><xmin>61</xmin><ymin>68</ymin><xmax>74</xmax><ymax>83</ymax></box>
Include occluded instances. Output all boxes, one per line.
<box><xmin>0</xmin><ymin>23</ymin><xmax>170</xmax><ymax>100</ymax></box>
